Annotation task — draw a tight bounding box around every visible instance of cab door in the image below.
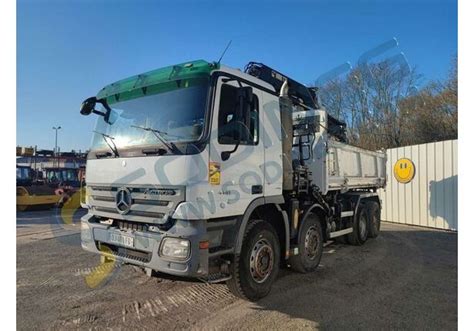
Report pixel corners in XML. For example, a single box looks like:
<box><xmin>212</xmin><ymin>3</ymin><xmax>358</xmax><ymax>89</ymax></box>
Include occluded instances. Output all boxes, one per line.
<box><xmin>208</xmin><ymin>77</ymin><xmax>264</xmax><ymax>218</ymax></box>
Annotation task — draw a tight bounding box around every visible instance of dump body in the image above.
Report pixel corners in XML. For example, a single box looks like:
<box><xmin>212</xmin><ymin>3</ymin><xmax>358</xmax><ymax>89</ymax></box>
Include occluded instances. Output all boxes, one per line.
<box><xmin>326</xmin><ymin>140</ymin><xmax>386</xmax><ymax>191</ymax></box>
<box><xmin>292</xmin><ymin>109</ymin><xmax>386</xmax><ymax>194</ymax></box>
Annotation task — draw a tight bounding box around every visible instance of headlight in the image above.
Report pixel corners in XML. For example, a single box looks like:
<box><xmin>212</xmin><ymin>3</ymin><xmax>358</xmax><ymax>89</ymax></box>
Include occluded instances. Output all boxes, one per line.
<box><xmin>160</xmin><ymin>237</ymin><xmax>190</xmax><ymax>260</ymax></box>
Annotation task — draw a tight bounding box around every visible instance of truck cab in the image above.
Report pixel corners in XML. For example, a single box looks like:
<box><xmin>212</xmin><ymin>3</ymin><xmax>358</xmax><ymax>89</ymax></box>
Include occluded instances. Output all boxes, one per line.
<box><xmin>80</xmin><ymin>60</ymin><xmax>386</xmax><ymax>300</ymax></box>
<box><xmin>45</xmin><ymin>167</ymin><xmax>81</xmax><ymax>188</ymax></box>
<box><xmin>16</xmin><ymin>165</ymin><xmax>33</xmax><ymax>186</ymax></box>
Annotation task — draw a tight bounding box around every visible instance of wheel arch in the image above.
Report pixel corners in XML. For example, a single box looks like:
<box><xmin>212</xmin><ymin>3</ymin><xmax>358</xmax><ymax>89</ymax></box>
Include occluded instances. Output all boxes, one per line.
<box><xmin>235</xmin><ymin>196</ymin><xmax>290</xmax><ymax>260</ymax></box>
<box><xmin>344</xmin><ymin>192</ymin><xmax>380</xmax><ymax>219</ymax></box>
<box><xmin>299</xmin><ymin>204</ymin><xmax>328</xmax><ymax>242</ymax></box>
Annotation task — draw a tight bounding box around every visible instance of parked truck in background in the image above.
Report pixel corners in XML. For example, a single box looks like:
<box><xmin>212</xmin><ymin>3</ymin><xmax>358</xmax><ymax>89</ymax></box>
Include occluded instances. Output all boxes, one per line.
<box><xmin>79</xmin><ymin>60</ymin><xmax>386</xmax><ymax>300</ymax></box>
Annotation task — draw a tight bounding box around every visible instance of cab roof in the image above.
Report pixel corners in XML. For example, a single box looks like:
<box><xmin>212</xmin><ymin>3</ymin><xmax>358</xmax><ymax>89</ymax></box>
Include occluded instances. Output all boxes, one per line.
<box><xmin>96</xmin><ymin>60</ymin><xmax>219</xmax><ymax>103</ymax></box>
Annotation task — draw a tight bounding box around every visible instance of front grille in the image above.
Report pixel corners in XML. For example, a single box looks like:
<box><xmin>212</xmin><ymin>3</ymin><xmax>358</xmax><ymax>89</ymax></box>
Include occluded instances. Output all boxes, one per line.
<box><xmin>92</xmin><ymin>195</ymin><xmax>115</xmax><ymax>202</ymax></box>
<box><xmin>94</xmin><ymin>206</ymin><xmax>117</xmax><ymax>213</ymax></box>
<box><xmin>91</xmin><ymin>186</ymin><xmax>116</xmax><ymax>192</ymax></box>
<box><xmin>133</xmin><ymin>199</ymin><xmax>169</xmax><ymax>206</ymax></box>
<box><xmin>129</xmin><ymin>210</ymin><xmax>165</xmax><ymax>218</ymax></box>
<box><xmin>93</xmin><ymin>206</ymin><xmax>165</xmax><ymax>219</ymax></box>
<box><xmin>97</xmin><ymin>242</ymin><xmax>152</xmax><ymax>263</ymax></box>
<box><xmin>93</xmin><ymin>195</ymin><xmax>169</xmax><ymax>206</ymax></box>
<box><xmin>88</xmin><ymin>185</ymin><xmax>184</xmax><ymax>224</ymax></box>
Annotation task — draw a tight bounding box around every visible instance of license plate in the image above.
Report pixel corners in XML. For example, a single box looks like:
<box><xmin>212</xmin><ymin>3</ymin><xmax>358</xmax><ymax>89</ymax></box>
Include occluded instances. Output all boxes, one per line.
<box><xmin>109</xmin><ymin>233</ymin><xmax>134</xmax><ymax>248</ymax></box>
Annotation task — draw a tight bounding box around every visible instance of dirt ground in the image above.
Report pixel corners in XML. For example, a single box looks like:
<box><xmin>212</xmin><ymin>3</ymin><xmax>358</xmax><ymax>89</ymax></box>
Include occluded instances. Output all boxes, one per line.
<box><xmin>17</xmin><ymin>209</ymin><xmax>457</xmax><ymax>330</ymax></box>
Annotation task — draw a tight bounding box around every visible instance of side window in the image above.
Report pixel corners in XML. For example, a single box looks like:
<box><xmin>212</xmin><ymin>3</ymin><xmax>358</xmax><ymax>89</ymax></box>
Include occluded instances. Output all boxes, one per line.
<box><xmin>217</xmin><ymin>84</ymin><xmax>259</xmax><ymax>145</ymax></box>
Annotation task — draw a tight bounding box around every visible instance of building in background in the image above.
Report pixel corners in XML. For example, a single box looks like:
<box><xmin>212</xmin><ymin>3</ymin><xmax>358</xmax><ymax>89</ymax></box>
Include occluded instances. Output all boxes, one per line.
<box><xmin>16</xmin><ymin>146</ymin><xmax>87</xmax><ymax>172</ymax></box>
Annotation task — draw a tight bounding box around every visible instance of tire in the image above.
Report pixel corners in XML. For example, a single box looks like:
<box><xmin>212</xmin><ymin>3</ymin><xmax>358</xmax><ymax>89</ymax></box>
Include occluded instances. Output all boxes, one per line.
<box><xmin>226</xmin><ymin>219</ymin><xmax>280</xmax><ymax>301</ymax></box>
<box><xmin>347</xmin><ymin>203</ymin><xmax>369</xmax><ymax>245</ymax></box>
<box><xmin>288</xmin><ymin>214</ymin><xmax>324</xmax><ymax>273</ymax></box>
<box><xmin>367</xmin><ymin>201</ymin><xmax>381</xmax><ymax>238</ymax></box>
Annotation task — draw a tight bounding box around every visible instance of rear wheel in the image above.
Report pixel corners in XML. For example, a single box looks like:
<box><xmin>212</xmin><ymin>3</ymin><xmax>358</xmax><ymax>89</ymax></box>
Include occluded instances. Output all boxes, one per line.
<box><xmin>226</xmin><ymin>219</ymin><xmax>280</xmax><ymax>301</ymax></box>
<box><xmin>288</xmin><ymin>214</ymin><xmax>324</xmax><ymax>273</ymax></box>
<box><xmin>347</xmin><ymin>203</ymin><xmax>369</xmax><ymax>245</ymax></box>
<box><xmin>367</xmin><ymin>201</ymin><xmax>381</xmax><ymax>238</ymax></box>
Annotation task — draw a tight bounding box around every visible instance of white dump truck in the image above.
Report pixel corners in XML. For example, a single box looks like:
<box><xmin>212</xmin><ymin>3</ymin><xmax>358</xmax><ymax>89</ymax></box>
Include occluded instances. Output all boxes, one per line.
<box><xmin>79</xmin><ymin>60</ymin><xmax>386</xmax><ymax>300</ymax></box>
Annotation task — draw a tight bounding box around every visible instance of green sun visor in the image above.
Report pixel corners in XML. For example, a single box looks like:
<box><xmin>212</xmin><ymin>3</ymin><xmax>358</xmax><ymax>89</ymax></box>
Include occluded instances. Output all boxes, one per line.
<box><xmin>96</xmin><ymin>60</ymin><xmax>219</xmax><ymax>105</ymax></box>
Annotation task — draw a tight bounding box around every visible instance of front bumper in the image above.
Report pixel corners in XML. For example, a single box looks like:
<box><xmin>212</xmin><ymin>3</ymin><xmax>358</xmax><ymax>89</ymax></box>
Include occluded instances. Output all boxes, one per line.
<box><xmin>80</xmin><ymin>213</ymin><xmax>209</xmax><ymax>278</ymax></box>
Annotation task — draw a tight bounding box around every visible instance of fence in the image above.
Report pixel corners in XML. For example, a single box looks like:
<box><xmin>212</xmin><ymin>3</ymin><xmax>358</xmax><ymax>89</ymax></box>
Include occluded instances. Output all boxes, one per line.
<box><xmin>379</xmin><ymin>139</ymin><xmax>457</xmax><ymax>231</ymax></box>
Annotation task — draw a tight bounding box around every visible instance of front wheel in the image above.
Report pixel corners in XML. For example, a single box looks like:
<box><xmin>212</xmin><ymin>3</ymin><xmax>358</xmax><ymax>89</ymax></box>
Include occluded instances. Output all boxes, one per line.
<box><xmin>226</xmin><ymin>219</ymin><xmax>280</xmax><ymax>301</ymax></box>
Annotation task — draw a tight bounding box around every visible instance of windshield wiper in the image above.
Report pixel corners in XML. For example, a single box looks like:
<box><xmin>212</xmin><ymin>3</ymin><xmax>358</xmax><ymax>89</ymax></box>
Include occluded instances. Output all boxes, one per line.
<box><xmin>131</xmin><ymin>125</ymin><xmax>180</xmax><ymax>154</ymax></box>
<box><xmin>93</xmin><ymin>131</ymin><xmax>120</xmax><ymax>157</ymax></box>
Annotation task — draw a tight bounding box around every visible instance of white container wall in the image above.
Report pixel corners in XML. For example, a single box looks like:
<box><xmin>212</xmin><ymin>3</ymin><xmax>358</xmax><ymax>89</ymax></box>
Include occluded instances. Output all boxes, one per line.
<box><xmin>379</xmin><ymin>139</ymin><xmax>458</xmax><ymax>231</ymax></box>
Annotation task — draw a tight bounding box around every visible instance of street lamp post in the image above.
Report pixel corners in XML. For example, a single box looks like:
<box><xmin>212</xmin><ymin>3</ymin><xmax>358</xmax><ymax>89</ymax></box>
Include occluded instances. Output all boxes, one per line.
<box><xmin>53</xmin><ymin>126</ymin><xmax>62</xmax><ymax>167</ymax></box>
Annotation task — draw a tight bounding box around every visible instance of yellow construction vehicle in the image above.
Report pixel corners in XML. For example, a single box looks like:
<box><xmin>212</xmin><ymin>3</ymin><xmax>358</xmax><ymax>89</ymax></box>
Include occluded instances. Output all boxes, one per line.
<box><xmin>44</xmin><ymin>167</ymin><xmax>84</xmax><ymax>209</ymax></box>
<box><xmin>16</xmin><ymin>165</ymin><xmax>59</xmax><ymax>211</ymax></box>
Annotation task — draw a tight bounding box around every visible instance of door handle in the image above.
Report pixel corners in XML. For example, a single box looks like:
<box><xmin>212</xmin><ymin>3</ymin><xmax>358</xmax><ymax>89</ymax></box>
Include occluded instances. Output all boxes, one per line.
<box><xmin>251</xmin><ymin>185</ymin><xmax>263</xmax><ymax>194</ymax></box>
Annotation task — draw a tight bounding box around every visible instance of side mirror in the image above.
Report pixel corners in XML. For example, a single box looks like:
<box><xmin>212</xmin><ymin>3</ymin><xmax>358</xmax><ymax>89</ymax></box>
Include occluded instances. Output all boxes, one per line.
<box><xmin>221</xmin><ymin>151</ymin><xmax>231</xmax><ymax>161</ymax></box>
<box><xmin>104</xmin><ymin>108</ymin><xmax>119</xmax><ymax>125</ymax></box>
<box><xmin>80</xmin><ymin>97</ymin><xmax>115</xmax><ymax>124</ymax></box>
<box><xmin>221</xmin><ymin>141</ymin><xmax>240</xmax><ymax>161</ymax></box>
<box><xmin>80</xmin><ymin>97</ymin><xmax>97</xmax><ymax>116</ymax></box>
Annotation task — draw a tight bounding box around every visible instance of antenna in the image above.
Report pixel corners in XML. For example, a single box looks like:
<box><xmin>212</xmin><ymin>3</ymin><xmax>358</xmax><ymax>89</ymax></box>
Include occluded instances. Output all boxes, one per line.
<box><xmin>217</xmin><ymin>40</ymin><xmax>232</xmax><ymax>64</ymax></box>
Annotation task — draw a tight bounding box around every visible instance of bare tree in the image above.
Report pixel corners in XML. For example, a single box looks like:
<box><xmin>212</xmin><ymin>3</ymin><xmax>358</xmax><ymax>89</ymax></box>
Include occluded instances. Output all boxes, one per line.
<box><xmin>399</xmin><ymin>56</ymin><xmax>457</xmax><ymax>145</ymax></box>
<box><xmin>318</xmin><ymin>56</ymin><xmax>457</xmax><ymax>150</ymax></box>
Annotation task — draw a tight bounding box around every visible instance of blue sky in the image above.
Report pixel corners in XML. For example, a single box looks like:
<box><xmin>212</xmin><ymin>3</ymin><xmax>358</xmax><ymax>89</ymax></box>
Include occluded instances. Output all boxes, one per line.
<box><xmin>17</xmin><ymin>0</ymin><xmax>457</xmax><ymax>152</ymax></box>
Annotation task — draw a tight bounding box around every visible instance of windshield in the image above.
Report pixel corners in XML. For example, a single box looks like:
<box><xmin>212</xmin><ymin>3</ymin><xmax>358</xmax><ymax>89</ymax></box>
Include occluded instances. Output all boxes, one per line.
<box><xmin>17</xmin><ymin>167</ymin><xmax>31</xmax><ymax>180</ymax></box>
<box><xmin>90</xmin><ymin>79</ymin><xmax>209</xmax><ymax>152</ymax></box>
<box><xmin>47</xmin><ymin>169</ymin><xmax>78</xmax><ymax>182</ymax></box>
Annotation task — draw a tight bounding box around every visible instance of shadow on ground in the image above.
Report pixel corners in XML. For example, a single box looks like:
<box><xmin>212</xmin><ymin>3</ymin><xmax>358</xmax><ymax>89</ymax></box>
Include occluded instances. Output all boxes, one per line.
<box><xmin>238</xmin><ymin>225</ymin><xmax>457</xmax><ymax>329</ymax></box>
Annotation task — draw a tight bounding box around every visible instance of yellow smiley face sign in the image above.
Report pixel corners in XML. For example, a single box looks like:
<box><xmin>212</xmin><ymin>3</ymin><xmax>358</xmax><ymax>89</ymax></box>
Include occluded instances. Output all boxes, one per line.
<box><xmin>394</xmin><ymin>158</ymin><xmax>416</xmax><ymax>184</ymax></box>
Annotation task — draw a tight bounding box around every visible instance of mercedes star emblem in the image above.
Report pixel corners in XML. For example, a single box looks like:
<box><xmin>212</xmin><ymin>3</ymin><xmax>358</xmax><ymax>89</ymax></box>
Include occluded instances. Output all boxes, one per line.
<box><xmin>115</xmin><ymin>188</ymin><xmax>132</xmax><ymax>214</ymax></box>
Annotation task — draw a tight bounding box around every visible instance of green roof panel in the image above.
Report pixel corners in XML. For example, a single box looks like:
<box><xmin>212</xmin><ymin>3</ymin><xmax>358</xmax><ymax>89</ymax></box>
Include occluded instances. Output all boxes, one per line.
<box><xmin>96</xmin><ymin>60</ymin><xmax>218</xmax><ymax>103</ymax></box>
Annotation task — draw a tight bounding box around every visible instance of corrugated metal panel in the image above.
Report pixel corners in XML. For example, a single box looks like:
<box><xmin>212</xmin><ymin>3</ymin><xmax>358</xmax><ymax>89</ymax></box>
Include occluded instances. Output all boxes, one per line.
<box><xmin>379</xmin><ymin>139</ymin><xmax>457</xmax><ymax>231</ymax></box>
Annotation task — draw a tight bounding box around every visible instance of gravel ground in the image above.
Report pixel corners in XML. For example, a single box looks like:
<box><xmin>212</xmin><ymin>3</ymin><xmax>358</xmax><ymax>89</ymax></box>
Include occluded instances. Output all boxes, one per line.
<box><xmin>17</xmin><ymin>209</ymin><xmax>457</xmax><ymax>330</ymax></box>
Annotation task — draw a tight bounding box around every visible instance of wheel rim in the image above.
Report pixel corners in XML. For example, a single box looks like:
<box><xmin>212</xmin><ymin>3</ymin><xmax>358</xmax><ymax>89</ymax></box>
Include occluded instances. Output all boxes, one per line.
<box><xmin>304</xmin><ymin>226</ymin><xmax>320</xmax><ymax>260</ymax></box>
<box><xmin>359</xmin><ymin>214</ymin><xmax>367</xmax><ymax>238</ymax></box>
<box><xmin>249</xmin><ymin>238</ymin><xmax>274</xmax><ymax>283</ymax></box>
